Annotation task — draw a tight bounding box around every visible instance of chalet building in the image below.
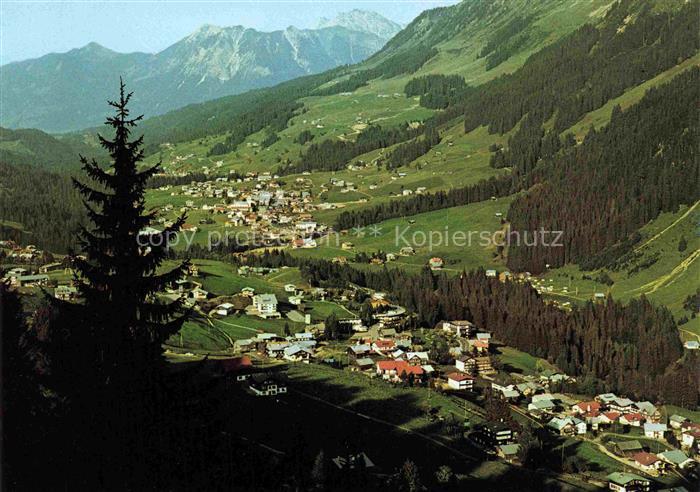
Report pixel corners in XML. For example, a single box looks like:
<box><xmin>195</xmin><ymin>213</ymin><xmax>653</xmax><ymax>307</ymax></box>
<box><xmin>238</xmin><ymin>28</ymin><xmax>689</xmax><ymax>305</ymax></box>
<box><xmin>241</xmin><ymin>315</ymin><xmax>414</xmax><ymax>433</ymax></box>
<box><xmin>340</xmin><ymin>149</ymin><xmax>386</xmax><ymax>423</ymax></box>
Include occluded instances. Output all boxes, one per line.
<box><xmin>474</xmin><ymin>356</ymin><xmax>495</xmax><ymax>375</ymax></box>
<box><xmin>572</xmin><ymin>401</ymin><xmax>601</xmax><ymax>415</ymax></box>
<box><xmin>657</xmin><ymin>449</ymin><xmax>694</xmax><ymax>470</ymax></box>
<box><xmin>681</xmin><ymin>427</ymin><xmax>700</xmax><ymax>450</ymax></box>
<box><xmin>620</xmin><ymin>413</ymin><xmax>645</xmax><ymax>427</ymax></box>
<box><xmin>611</xmin><ymin>440</ymin><xmax>644</xmax><ymax>457</ymax></box>
<box><xmin>528</xmin><ymin>399</ymin><xmax>556</xmax><ymax>414</ymax></box>
<box><xmin>252</xmin><ymin>293</ymin><xmax>280</xmax><ymax>319</ymax></box>
<box><xmin>632</xmin><ymin>452</ymin><xmax>663</xmax><ymax>473</ymax></box>
<box><xmin>669</xmin><ymin>414</ymin><xmax>689</xmax><ymax>429</ymax></box>
<box><xmin>187</xmin><ymin>287</ymin><xmax>209</xmax><ymax>303</ymax></box>
<box><xmin>249</xmin><ymin>374</ymin><xmax>287</xmax><ymax>397</ymax></box>
<box><xmin>375</xmin><ymin>360</ymin><xmax>423</xmax><ymax>383</ymax></box>
<box><xmin>266</xmin><ymin>342</ymin><xmax>290</xmax><ymax>358</ymax></box>
<box><xmin>372</xmin><ymin>339</ymin><xmax>396</xmax><ymax>355</ymax></box>
<box><xmin>347</xmin><ymin>344</ymin><xmax>371</xmax><ymax>361</ymax></box>
<box><xmin>547</xmin><ymin>417</ymin><xmax>586</xmax><ymax>436</ymax></box>
<box><xmin>473</xmin><ymin>422</ymin><xmax>516</xmax><ymax>448</ymax></box>
<box><xmin>455</xmin><ymin>356</ymin><xmax>477</xmax><ymax>374</ymax></box>
<box><xmin>441</xmin><ymin>320</ymin><xmax>475</xmax><ymax>337</ymax></box>
<box><xmin>234</xmin><ymin>339</ymin><xmax>255</xmax><ymax>353</ymax></box>
<box><xmin>405</xmin><ymin>352</ymin><xmax>429</xmax><ymax>366</ymax></box>
<box><xmin>283</xmin><ymin>345</ymin><xmax>314</xmax><ymax>362</ymax></box>
<box><xmin>54</xmin><ymin>285</ymin><xmax>78</xmax><ymax>301</ymax></box>
<box><xmin>496</xmin><ymin>444</ymin><xmax>520</xmax><ymax>463</ymax></box>
<box><xmin>633</xmin><ymin>401</ymin><xmax>659</xmax><ymax>421</ymax></box>
<box><xmin>353</xmin><ymin>358</ymin><xmax>374</xmax><ymax>371</ymax></box>
<box><xmin>447</xmin><ymin>373</ymin><xmax>474</xmax><ymax>391</ymax></box>
<box><xmin>468</xmin><ymin>339</ymin><xmax>489</xmax><ymax>354</ymax></box>
<box><xmin>606</xmin><ymin>472</ymin><xmax>651</xmax><ymax>492</ymax></box>
<box><xmin>610</xmin><ymin>397</ymin><xmax>635</xmax><ymax>413</ymax></box>
<box><xmin>643</xmin><ymin>422</ymin><xmax>667</xmax><ymax>439</ymax></box>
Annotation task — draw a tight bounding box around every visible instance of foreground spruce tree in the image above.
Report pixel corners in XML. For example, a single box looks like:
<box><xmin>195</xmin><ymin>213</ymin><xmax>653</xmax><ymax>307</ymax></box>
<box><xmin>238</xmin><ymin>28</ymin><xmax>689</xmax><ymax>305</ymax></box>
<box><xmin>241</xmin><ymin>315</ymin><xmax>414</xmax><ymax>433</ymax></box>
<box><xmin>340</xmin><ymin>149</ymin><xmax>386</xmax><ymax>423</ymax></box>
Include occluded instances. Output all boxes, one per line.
<box><xmin>72</xmin><ymin>79</ymin><xmax>188</xmax><ymax>379</ymax></box>
<box><xmin>52</xmin><ymin>80</ymin><xmax>190</xmax><ymax>486</ymax></box>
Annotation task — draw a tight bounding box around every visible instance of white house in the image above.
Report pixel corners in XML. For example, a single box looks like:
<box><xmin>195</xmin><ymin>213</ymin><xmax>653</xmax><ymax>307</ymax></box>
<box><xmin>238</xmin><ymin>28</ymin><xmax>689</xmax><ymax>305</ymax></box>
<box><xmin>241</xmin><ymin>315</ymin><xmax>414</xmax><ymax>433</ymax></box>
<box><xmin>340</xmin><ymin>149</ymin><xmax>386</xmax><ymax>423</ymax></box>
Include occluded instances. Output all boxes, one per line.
<box><xmin>295</xmin><ymin>221</ymin><xmax>317</xmax><ymax>234</ymax></box>
<box><xmin>288</xmin><ymin>295</ymin><xmax>304</xmax><ymax>306</ymax></box>
<box><xmin>283</xmin><ymin>345</ymin><xmax>314</xmax><ymax>362</ymax></box>
<box><xmin>547</xmin><ymin>417</ymin><xmax>586</xmax><ymax>435</ymax></box>
<box><xmin>252</xmin><ymin>293</ymin><xmax>279</xmax><ymax>318</ymax></box>
<box><xmin>657</xmin><ymin>449</ymin><xmax>694</xmax><ymax>469</ymax></box>
<box><xmin>249</xmin><ymin>374</ymin><xmax>287</xmax><ymax>397</ymax></box>
<box><xmin>442</xmin><ymin>320</ymin><xmax>474</xmax><ymax>337</ymax></box>
<box><xmin>643</xmin><ymin>422</ymin><xmax>667</xmax><ymax>439</ymax></box>
<box><xmin>669</xmin><ymin>414</ymin><xmax>688</xmax><ymax>429</ymax></box>
<box><xmin>447</xmin><ymin>373</ymin><xmax>474</xmax><ymax>391</ymax></box>
<box><xmin>405</xmin><ymin>352</ymin><xmax>429</xmax><ymax>365</ymax></box>
<box><xmin>215</xmin><ymin>303</ymin><xmax>235</xmax><ymax>316</ymax></box>
<box><xmin>455</xmin><ymin>356</ymin><xmax>475</xmax><ymax>373</ymax></box>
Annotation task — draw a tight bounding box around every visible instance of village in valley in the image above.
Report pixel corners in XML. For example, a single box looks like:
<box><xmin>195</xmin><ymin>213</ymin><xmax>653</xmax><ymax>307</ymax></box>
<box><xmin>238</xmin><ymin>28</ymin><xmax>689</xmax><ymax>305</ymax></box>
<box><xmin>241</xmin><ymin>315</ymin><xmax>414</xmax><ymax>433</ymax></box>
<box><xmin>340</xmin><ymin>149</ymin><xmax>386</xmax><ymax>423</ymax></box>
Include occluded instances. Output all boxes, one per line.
<box><xmin>2</xmin><ymin>217</ymin><xmax>699</xmax><ymax>490</ymax></box>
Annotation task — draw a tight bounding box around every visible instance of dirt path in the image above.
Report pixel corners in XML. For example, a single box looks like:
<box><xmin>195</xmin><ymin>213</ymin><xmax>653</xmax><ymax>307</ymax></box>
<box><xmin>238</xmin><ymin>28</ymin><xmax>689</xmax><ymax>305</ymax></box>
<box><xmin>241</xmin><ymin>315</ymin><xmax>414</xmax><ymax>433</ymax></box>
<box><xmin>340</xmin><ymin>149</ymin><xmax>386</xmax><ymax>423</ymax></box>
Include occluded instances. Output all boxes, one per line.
<box><xmin>634</xmin><ymin>200</ymin><xmax>699</xmax><ymax>253</ymax></box>
<box><xmin>210</xmin><ymin>317</ymin><xmax>258</xmax><ymax>348</ymax></box>
<box><xmin>629</xmin><ymin>248</ymin><xmax>700</xmax><ymax>295</ymax></box>
<box><xmin>679</xmin><ymin>328</ymin><xmax>700</xmax><ymax>342</ymax></box>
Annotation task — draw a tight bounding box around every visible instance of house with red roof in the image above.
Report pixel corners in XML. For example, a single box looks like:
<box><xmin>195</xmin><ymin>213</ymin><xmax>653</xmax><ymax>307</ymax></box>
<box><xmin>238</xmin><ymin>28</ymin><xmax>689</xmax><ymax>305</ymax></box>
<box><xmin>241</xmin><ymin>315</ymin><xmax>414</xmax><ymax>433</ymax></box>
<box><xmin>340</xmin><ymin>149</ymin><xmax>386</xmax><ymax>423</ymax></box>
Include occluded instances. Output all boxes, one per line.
<box><xmin>468</xmin><ymin>339</ymin><xmax>489</xmax><ymax>354</ymax></box>
<box><xmin>600</xmin><ymin>411</ymin><xmax>621</xmax><ymax>423</ymax></box>
<box><xmin>376</xmin><ymin>360</ymin><xmax>423</xmax><ymax>382</ymax></box>
<box><xmin>620</xmin><ymin>412</ymin><xmax>645</xmax><ymax>427</ymax></box>
<box><xmin>681</xmin><ymin>425</ymin><xmax>700</xmax><ymax>450</ymax></box>
<box><xmin>633</xmin><ymin>452</ymin><xmax>663</xmax><ymax>473</ymax></box>
<box><xmin>447</xmin><ymin>373</ymin><xmax>474</xmax><ymax>391</ymax></box>
<box><xmin>372</xmin><ymin>339</ymin><xmax>397</xmax><ymax>355</ymax></box>
<box><xmin>572</xmin><ymin>401</ymin><xmax>601</xmax><ymax>415</ymax></box>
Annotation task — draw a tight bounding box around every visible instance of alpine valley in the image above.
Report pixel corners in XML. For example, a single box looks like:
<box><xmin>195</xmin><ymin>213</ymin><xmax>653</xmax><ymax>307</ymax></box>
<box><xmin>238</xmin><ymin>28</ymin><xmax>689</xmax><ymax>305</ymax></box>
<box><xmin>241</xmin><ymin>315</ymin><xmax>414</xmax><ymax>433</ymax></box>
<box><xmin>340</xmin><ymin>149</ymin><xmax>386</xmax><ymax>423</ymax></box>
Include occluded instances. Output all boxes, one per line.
<box><xmin>2</xmin><ymin>1</ymin><xmax>699</xmax><ymax>491</ymax></box>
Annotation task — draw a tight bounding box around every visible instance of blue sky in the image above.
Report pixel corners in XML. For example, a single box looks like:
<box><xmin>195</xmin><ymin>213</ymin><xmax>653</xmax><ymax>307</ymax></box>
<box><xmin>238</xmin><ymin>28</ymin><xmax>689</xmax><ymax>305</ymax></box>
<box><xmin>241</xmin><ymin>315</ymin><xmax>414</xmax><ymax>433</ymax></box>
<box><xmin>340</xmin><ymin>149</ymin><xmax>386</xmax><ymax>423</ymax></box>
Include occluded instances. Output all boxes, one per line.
<box><xmin>0</xmin><ymin>0</ymin><xmax>458</xmax><ymax>64</ymax></box>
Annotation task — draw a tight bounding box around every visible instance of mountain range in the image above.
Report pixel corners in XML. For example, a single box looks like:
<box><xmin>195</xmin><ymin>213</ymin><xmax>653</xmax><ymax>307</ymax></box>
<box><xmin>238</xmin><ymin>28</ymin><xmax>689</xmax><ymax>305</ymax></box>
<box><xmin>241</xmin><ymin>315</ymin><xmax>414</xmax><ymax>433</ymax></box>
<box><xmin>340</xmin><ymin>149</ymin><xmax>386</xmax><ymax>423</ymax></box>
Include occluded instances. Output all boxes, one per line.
<box><xmin>0</xmin><ymin>10</ymin><xmax>401</xmax><ymax>132</ymax></box>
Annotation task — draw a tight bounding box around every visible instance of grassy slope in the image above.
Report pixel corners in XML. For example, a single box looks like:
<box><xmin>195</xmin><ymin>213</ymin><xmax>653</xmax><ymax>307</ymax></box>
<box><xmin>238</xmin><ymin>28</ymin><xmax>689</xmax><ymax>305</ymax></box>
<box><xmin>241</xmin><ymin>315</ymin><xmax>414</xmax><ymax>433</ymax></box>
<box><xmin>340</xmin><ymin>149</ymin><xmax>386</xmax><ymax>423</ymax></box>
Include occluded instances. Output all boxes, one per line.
<box><xmin>566</xmin><ymin>53</ymin><xmax>700</xmax><ymax>138</ymax></box>
<box><xmin>163</xmin><ymin>260</ymin><xmax>355</xmax><ymax>350</ymax></box>
<box><xmin>540</xmin><ymin>202</ymin><xmax>700</xmax><ymax>338</ymax></box>
<box><xmin>141</xmin><ymin>0</ymin><xmax>610</xmax><ymax>180</ymax></box>
<box><xmin>139</xmin><ymin>1</ymin><xmax>698</xmax><ymax>346</ymax></box>
<box><xmin>294</xmin><ymin>195</ymin><xmax>514</xmax><ymax>274</ymax></box>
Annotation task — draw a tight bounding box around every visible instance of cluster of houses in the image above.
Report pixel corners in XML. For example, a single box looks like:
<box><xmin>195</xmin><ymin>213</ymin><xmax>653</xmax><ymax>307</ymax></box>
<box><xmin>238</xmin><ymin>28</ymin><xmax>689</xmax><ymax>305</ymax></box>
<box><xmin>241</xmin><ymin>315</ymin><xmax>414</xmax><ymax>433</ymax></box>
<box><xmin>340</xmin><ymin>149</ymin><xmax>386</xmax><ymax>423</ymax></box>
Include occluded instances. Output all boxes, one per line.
<box><xmin>156</xmin><ymin>174</ymin><xmax>336</xmax><ymax>247</ymax></box>
<box><xmin>343</xmin><ymin>323</ymin><xmax>431</xmax><ymax>382</ymax></box>
<box><xmin>512</xmin><ymin>389</ymin><xmax>699</xmax><ymax>477</ymax></box>
<box><xmin>235</xmin><ymin>331</ymin><xmax>318</xmax><ymax>363</ymax></box>
<box><xmin>1</xmin><ymin>248</ymin><xmax>81</xmax><ymax>300</ymax></box>
<box><xmin>441</xmin><ymin>320</ymin><xmax>496</xmax><ymax>379</ymax></box>
<box><xmin>0</xmin><ymin>241</ymin><xmax>49</xmax><ymax>264</ymax></box>
<box><xmin>165</xmin><ymin>278</ymin><xmax>209</xmax><ymax>306</ymax></box>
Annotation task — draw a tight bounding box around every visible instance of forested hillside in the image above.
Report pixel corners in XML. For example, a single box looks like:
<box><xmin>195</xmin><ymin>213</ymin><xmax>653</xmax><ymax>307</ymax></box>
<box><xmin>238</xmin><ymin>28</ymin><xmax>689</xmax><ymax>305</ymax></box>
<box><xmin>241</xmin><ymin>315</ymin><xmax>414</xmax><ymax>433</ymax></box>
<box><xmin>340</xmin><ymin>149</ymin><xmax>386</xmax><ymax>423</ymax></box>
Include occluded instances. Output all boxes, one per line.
<box><xmin>507</xmin><ymin>68</ymin><xmax>699</xmax><ymax>273</ymax></box>
<box><xmin>0</xmin><ymin>127</ymin><xmax>105</xmax><ymax>172</ymax></box>
<box><xmin>333</xmin><ymin>0</ymin><xmax>699</xmax><ymax>247</ymax></box>
<box><xmin>0</xmin><ymin>162</ymin><xmax>85</xmax><ymax>251</ymax></box>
